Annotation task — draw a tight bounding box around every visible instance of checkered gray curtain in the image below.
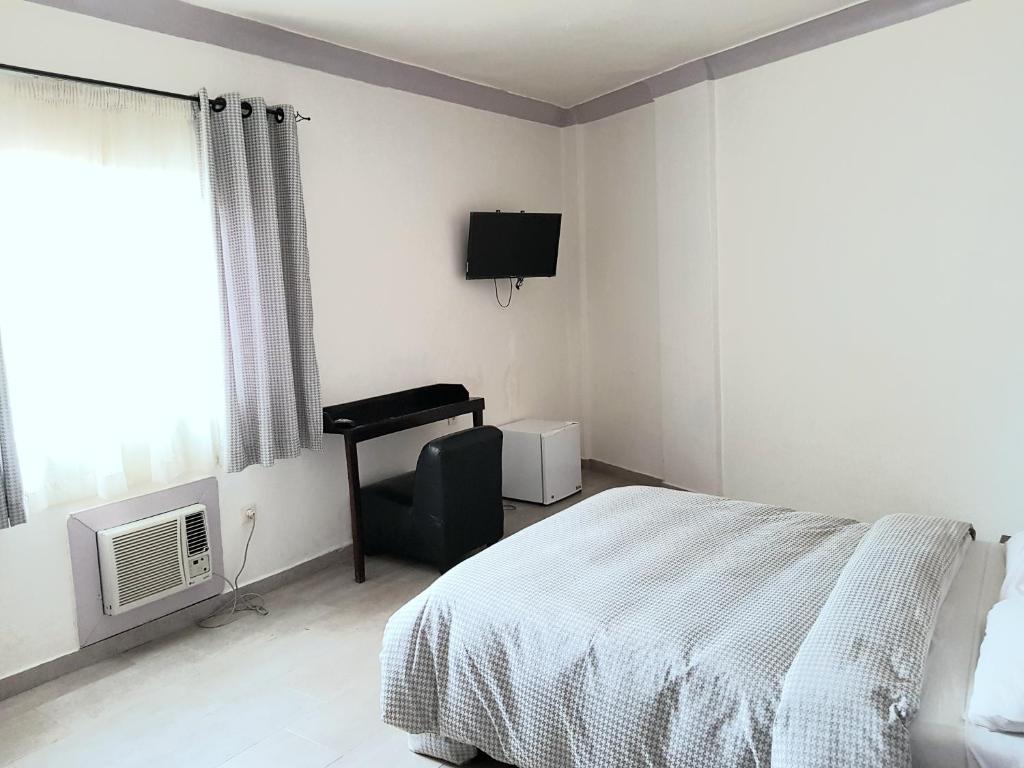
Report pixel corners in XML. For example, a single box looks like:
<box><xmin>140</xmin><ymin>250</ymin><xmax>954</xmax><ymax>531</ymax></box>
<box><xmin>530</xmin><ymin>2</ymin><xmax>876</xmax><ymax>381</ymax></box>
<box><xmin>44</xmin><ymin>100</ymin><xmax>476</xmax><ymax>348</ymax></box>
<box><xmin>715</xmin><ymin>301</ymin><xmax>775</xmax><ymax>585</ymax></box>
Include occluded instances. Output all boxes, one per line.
<box><xmin>194</xmin><ymin>91</ymin><xmax>323</xmax><ymax>473</ymax></box>
<box><xmin>0</xmin><ymin>334</ymin><xmax>26</xmax><ymax>528</ymax></box>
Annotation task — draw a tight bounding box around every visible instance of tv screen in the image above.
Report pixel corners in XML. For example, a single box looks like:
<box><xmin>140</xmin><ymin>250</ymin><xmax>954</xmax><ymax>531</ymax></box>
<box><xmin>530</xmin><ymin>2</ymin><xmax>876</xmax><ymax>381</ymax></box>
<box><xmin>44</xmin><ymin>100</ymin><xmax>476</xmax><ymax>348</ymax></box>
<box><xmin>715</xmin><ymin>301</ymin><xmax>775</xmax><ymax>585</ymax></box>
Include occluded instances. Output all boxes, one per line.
<box><xmin>466</xmin><ymin>212</ymin><xmax>561</xmax><ymax>280</ymax></box>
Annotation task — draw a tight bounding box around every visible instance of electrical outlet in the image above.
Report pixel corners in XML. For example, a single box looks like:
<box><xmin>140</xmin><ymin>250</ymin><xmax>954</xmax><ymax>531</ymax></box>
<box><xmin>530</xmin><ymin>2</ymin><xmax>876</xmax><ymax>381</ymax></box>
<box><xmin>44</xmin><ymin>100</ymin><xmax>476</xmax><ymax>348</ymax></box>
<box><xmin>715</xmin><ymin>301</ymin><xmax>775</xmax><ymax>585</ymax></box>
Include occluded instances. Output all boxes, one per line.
<box><xmin>242</xmin><ymin>504</ymin><xmax>257</xmax><ymax>522</ymax></box>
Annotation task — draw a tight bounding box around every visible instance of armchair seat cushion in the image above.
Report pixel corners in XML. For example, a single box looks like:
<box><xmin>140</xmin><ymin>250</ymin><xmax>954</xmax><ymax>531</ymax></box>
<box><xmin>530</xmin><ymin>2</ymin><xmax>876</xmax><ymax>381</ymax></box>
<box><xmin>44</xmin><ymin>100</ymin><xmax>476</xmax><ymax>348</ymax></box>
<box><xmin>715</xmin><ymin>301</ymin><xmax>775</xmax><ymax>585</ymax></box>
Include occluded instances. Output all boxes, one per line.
<box><xmin>364</xmin><ymin>471</ymin><xmax>416</xmax><ymax>506</ymax></box>
<box><xmin>362</xmin><ymin>472</ymin><xmax>416</xmax><ymax>558</ymax></box>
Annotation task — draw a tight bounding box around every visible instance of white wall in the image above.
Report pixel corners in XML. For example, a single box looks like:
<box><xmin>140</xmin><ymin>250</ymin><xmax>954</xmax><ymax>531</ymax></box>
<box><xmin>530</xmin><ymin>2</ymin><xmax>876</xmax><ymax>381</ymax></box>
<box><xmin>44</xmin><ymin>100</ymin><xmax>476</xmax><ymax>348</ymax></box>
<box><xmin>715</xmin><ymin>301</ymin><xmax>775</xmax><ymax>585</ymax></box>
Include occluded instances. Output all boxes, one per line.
<box><xmin>576</xmin><ymin>0</ymin><xmax>1024</xmax><ymax>540</ymax></box>
<box><xmin>577</xmin><ymin>87</ymin><xmax>721</xmax><ymax>490</ymax></box>
<box><xmin>0</xmin><ymin>2</ymin><xmax>581</xmax><ymax>680</ymax></box>
<box><xmin>715</xmin><ymin>0</ymin><xmax>1024</xmax><ymax>534</ymax></box>
<box><xmin>653</xmin><ymin>83</ymin><xmax>721</xmax><ymax>494</ymax></box>
<box><xmin>578</xmin><ymin>106</ymin><xmax>664</xmax><ymax>478</ymax></box>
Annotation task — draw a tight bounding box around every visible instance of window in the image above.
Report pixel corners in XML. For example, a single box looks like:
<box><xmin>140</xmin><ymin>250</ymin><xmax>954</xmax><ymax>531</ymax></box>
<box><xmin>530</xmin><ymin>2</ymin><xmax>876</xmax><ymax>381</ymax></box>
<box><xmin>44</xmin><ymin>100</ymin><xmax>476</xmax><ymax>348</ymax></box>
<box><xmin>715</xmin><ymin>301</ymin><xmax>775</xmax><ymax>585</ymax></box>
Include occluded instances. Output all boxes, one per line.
<box><xmin>0</xmin><ymin>75</ymin><xmax>223</xmax><ymax>511</ymax></box>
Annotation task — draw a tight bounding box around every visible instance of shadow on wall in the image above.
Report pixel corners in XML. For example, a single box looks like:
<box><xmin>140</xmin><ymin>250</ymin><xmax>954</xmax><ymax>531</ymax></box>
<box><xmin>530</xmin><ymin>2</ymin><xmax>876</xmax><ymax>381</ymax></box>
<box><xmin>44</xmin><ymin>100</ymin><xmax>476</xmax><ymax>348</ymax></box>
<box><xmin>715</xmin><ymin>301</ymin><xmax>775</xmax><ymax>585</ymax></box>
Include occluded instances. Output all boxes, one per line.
<box><xmin>454</xmin><ymin>214</ymin><xmax>470</xmax><ymax>276</ymax></box>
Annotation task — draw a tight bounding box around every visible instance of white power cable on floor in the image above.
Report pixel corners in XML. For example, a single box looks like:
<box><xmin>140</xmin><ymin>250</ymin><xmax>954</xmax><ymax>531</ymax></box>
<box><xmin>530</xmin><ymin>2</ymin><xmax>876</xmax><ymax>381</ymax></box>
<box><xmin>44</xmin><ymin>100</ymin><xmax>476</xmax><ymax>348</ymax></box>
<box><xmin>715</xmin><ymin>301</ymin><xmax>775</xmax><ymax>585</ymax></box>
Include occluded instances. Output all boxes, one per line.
<box><xmin>197</xmin><ymin>513</ymin><xmax>269</xmax><ymax>629</ymax></box>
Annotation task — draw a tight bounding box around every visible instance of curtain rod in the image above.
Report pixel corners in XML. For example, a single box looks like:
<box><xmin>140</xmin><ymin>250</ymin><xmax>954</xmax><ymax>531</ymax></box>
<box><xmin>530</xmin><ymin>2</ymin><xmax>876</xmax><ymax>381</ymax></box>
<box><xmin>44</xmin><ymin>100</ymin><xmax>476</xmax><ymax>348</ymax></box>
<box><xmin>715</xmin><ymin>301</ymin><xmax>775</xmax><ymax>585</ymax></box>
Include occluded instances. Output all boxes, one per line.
<box><xmin>0</xmin><ymin>62</ymin><xmax>311</xmax><ymax>123</ymax></box>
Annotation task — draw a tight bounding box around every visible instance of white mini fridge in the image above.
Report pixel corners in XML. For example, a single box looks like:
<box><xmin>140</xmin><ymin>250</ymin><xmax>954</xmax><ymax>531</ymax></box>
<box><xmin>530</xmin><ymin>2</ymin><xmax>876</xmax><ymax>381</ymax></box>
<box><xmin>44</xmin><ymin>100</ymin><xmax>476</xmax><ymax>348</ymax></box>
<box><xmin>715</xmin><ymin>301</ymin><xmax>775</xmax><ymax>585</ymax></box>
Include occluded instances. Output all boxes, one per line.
<box><xmin>500</xmin><ymin>420</ymin><xmax>582</xmax><ymax>505</ymax></box>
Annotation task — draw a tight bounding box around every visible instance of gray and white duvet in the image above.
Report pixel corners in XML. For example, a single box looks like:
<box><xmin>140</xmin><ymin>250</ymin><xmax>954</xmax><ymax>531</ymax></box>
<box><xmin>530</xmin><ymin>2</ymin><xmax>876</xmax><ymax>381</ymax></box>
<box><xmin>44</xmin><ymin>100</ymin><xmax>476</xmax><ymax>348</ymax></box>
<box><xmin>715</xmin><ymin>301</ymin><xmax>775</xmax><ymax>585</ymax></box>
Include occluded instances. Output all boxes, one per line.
<box><xmin>380</xmin><ymin>486</ymin><xmax>972</xmax><ymax>768</ymax></box>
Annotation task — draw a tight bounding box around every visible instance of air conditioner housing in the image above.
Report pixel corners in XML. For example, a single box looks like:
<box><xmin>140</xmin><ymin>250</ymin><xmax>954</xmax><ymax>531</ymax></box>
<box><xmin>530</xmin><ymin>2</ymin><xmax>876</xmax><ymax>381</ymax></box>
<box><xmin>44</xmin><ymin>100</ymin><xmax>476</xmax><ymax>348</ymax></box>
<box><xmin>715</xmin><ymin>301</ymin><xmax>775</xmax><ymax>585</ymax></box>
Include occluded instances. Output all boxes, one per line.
<box><xmin>97</xmin><ymin>503</ymin><xmax>212</xmax><ymax>616</ymax></box>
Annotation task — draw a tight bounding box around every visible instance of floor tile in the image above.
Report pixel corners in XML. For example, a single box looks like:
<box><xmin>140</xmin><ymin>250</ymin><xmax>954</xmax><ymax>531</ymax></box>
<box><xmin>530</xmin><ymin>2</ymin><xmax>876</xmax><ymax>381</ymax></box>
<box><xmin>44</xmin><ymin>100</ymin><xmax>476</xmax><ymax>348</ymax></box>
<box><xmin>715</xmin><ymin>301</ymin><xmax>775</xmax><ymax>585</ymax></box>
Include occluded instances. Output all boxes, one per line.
<box><xmin>285</xmin><ymin>689</ymin><xmax>385</xmax><ymax>755</ymax></box>
<box><xmin>324</xmin><ymin>724</ymin><xmax>442</xmax><ymax>767</ymax></box>
<box><xmin>0</xmin><ymin>709</ymin><xmax>65</xmax><ymax>767</ymax></box>
<box><xmin>219</xmin><ymin>731</ymin><xmax>340</xmax><ymax>768</ymax></box>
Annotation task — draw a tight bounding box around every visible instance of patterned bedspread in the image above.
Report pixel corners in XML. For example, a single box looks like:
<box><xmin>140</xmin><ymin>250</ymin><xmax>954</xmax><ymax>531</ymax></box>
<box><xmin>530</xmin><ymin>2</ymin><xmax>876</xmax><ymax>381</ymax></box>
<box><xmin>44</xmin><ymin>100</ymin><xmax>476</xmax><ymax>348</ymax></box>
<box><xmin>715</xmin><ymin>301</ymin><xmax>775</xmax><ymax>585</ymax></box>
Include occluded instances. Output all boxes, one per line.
<box><xmin>379</xmin><ymin>486</ymin><xmax>971</xmax><ymax>768</ymax></box>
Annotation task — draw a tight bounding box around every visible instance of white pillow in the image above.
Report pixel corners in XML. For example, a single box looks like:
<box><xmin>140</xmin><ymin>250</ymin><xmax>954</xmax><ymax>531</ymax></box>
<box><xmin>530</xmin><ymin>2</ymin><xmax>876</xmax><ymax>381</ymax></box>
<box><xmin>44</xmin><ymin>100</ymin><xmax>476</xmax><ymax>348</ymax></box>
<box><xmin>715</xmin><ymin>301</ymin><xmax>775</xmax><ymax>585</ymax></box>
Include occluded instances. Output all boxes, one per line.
<box><xmin>968</xmin><ymin>599</ymin><xmax>1024</xmax><ymax>733</ymax></box>
<box><xmin>1001</xmin><ymin>533</ymin><xmax>1024</xmax><ymax>601</ymax></box>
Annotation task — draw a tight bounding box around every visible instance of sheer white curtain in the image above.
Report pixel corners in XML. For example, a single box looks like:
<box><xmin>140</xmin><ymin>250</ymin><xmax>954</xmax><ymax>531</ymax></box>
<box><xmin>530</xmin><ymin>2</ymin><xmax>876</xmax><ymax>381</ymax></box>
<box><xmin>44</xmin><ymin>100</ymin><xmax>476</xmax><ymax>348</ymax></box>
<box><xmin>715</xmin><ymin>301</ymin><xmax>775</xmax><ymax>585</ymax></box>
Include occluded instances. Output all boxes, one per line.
<box><xmin>0</xmin><ymin>74</ymin><xmax>223</xmax><ymax>511</ymax></box>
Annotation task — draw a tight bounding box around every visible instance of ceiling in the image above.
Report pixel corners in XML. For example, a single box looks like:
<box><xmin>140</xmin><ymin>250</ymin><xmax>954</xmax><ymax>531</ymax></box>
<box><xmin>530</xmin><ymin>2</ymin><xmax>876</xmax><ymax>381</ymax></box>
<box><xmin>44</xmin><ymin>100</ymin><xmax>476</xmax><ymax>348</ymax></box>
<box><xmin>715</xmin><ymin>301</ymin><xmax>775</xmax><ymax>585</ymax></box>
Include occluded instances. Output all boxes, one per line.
<box><xmin>185</xmin><ymin>0</ymin><xmax>863</xmax><ymax>107</ymax></box>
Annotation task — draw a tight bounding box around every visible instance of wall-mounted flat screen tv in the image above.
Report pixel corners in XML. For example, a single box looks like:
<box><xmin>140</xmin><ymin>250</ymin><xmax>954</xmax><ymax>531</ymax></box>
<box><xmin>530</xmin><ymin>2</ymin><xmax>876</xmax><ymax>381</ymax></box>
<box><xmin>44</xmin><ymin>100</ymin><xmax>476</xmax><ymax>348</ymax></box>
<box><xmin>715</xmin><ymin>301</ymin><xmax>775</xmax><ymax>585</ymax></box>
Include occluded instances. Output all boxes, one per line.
<box><xmin>465</xmin><ymin>211</ymin><xmax>562</xmax><ymax>280</ymax></box>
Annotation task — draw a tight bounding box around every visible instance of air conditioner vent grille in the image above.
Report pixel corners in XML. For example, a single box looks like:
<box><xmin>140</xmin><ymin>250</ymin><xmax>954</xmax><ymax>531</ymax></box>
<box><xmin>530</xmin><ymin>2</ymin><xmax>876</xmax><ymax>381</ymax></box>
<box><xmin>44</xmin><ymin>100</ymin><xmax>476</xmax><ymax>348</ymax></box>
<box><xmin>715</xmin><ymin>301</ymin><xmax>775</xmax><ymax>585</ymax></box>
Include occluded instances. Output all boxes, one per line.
<box><xmin>110</xmin><ymin>519</ymin><xmax>184</xmax><ymax>608</ymax></box>
<box><xmin>184</xmin><ymin>510</ymin><xmax>209</xmax><ymax>556</ymax></box>
<box><xmin>97</xmin><ymin>503</ymin><xmax>213</xmax><ymax>616</ymax></box>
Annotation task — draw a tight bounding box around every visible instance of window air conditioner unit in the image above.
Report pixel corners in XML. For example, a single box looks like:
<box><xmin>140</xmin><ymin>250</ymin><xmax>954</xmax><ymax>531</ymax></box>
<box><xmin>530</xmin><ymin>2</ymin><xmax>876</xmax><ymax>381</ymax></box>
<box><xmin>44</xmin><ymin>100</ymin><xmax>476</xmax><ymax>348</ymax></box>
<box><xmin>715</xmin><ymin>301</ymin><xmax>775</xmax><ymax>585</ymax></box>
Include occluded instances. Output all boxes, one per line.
<box><xmin>97</xmin><ymin>504</ymin><xmax>212</xmax><ymax>616</ymax></box>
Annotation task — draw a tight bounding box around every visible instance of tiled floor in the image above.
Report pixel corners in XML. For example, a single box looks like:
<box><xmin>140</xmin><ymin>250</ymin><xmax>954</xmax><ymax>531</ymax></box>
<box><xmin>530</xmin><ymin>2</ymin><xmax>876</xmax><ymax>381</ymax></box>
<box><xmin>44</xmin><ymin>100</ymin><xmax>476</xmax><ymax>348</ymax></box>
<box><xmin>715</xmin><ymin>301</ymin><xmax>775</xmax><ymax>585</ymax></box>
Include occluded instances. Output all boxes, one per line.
<box><xmin>0</xmin><ymin>468</ymin><xmax>647</xmax><ymax>768</ymax></box>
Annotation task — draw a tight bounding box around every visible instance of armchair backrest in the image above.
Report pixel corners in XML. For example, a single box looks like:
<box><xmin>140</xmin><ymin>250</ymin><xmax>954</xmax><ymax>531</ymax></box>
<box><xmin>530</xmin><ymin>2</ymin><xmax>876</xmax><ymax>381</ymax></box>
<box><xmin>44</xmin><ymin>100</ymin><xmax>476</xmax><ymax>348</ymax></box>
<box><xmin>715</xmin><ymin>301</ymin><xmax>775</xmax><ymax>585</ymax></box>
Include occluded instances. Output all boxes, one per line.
<box><xmin>413</xmin><ymin>426</ymin><xmax>503</xmax><ymax>565</ymax></box>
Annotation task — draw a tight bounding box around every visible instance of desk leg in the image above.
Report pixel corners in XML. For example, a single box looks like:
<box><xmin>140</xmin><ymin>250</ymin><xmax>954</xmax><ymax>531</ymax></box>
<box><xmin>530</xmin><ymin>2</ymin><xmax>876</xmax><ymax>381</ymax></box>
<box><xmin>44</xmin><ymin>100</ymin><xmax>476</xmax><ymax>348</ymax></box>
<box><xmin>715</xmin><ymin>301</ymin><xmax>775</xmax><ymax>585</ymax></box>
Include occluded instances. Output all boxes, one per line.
<box><xmin>472</xmin><ymin>408</ymin><xmax>483</xmax><ymax>428</ymax></box>
<box><xmin>344</xmin><ymin>435</ymin><xmax>366</xmax><ymax>583</ymax></box>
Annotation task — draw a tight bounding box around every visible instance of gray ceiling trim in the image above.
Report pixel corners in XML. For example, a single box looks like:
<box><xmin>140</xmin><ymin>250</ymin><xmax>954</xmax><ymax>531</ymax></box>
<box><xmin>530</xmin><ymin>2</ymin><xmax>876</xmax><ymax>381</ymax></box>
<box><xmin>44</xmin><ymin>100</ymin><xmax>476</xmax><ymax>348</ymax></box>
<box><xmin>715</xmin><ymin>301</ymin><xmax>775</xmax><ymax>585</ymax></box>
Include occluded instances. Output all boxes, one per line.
<box><xmin>566</xmin><ymin>60</ymin><xmax>712</xmax><ymax>125</ymax></box>
<box><xmin>26</xmin><ymin>0</ymin><xmax>572</xmax><ymax>127</ymax></box>
<box><xmin>570</xmin><ymin>81</ymin><xmax>656</xmax><ymax>126</ymax></box>
<box><xmin>29</xmin><ymin>0</ymin><xmax>969</xmax><ymax>129</ymax></box>
<box><xmin>646</xmin><ymin>60</ymin><xmax>712</xmax><ymax>100</ymax></box>
<box><xmin>567</xmin><ymin>0</ymin><xmax>969</xmax><ymax>125</ymax></box>
<box><xmin>705</xmin><ymin>0</ymin><xmax>969</xmax><ymax>79</ymax></box>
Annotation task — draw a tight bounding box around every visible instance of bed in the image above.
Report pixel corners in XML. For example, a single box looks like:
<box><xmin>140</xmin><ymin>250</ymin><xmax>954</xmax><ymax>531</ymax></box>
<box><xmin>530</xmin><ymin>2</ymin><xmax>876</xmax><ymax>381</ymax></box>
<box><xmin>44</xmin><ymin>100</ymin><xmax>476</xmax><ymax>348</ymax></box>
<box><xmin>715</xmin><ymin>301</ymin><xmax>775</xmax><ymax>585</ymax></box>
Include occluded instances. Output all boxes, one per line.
<box><xmin>379</xmin><ymin>486</ymin><xmax>1023</xmax><ymax>768</ymax></box>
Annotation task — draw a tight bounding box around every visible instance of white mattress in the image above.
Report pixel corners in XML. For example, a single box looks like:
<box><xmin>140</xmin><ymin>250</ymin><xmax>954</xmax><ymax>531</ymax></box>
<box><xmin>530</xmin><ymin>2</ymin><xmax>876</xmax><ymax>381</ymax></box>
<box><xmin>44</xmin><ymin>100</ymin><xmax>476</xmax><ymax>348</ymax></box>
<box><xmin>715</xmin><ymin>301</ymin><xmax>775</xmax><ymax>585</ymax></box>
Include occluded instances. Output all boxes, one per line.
<box><xmin>912</xmin><ymin>539</ymin><xmax>1024</xmax><ymax>768</ymax></box>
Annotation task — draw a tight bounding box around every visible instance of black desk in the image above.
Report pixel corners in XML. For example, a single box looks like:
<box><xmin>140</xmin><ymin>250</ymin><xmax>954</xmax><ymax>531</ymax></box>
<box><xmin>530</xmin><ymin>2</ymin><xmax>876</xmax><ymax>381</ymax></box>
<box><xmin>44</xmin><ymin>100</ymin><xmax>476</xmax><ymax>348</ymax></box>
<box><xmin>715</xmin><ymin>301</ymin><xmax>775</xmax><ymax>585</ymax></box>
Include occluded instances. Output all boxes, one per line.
<box><xmin>323</xmin><ymin>384</ymin><xmax>485</xmax><ymax>582</ymax></box>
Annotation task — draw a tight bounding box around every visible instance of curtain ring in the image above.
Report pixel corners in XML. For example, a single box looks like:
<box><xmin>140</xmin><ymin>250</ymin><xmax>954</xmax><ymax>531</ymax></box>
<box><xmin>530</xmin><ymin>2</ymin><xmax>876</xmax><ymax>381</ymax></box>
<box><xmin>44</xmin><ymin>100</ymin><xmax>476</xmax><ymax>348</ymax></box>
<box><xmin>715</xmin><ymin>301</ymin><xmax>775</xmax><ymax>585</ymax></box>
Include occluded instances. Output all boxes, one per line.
<box><xmin>211</xmin><ymin>96</ymin><xmax>227</xmax><ymax>113</ymax></box>
<box><xmin>241</xmin><ymin>100</ymin><xmax>253</xmax><ymax>118</ymax></box>
<box><xmin>274</xmin><ymin>107</ymin><xmax>285</xmax><ymax>124</ymax></box>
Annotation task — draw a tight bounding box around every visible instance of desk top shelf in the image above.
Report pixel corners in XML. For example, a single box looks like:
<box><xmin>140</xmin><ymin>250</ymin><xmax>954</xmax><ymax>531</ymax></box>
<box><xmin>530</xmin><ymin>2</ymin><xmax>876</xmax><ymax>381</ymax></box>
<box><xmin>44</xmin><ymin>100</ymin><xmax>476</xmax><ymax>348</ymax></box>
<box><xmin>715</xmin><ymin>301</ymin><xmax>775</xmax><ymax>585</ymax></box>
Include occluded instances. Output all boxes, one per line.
<box><xmin>323</xmin><ymin>383</ymin><xmax>485</xmax><ymax>443</ymax></box>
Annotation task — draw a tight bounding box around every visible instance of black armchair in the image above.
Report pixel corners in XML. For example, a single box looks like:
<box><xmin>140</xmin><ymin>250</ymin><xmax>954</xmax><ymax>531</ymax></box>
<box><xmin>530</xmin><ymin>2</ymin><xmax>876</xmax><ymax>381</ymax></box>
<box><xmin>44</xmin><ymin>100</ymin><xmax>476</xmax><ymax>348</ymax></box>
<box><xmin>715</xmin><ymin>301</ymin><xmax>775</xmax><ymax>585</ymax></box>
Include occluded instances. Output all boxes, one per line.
<box><xmin>361</xmin><ymin>426</ymin><xmax>504</xmax><ymax>572</ymax></box>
